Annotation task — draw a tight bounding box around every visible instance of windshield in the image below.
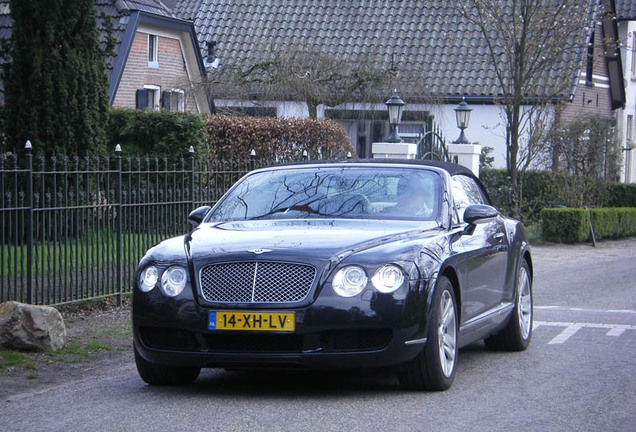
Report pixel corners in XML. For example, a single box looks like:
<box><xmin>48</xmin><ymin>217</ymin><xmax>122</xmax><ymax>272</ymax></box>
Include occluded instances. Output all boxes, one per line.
<box><xmin>208</xmin><ymin>166</ymin><xmax>441</xmax><ymax>222</ymax></box>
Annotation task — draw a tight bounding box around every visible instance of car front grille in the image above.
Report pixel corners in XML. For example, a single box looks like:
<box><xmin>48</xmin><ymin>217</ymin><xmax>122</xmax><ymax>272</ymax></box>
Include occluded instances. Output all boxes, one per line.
<box><xmin>199</xmin><ymin>261</ymin><xmax>316</xmax><ymax>304</ymax></box>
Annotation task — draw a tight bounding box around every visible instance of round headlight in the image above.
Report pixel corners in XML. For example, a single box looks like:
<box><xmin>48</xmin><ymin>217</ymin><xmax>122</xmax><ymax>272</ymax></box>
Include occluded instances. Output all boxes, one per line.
<box><xmin>161</xmin><ymin>265</ymin><xmax>188</xmax><ymax>297</ymax></box>
<box><xmin>139</xmin><ymin>265</ymin><xmax>158</xmax><ymax>292</ymax></box>
<box><xmin>372</xmin><ymin>264</ymin><xmax>405</xmax><ymax>293</ymax></box>
<box><xmin>332</xmin><ymin>265</ymin><xmax>368</xmax><ymax>297</ymax></box>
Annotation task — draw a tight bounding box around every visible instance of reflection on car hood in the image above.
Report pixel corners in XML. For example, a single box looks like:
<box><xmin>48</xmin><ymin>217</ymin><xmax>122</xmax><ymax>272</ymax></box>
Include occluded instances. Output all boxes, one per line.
<box><xmin>186</xmin><ymin>219</ymin><xmax>441</xmax><ymax>261</ymax></box>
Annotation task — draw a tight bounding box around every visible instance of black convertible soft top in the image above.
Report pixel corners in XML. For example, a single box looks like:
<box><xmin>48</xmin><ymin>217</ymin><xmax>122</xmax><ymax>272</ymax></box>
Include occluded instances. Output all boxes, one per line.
<box><xmin>274</xmin><ymin>158</ymin><xmax>473</xmax><ymax>175</ymax></box>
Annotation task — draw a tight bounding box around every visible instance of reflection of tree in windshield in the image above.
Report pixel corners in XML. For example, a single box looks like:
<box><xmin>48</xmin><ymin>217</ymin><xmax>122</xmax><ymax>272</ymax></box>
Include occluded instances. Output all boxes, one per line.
<box><xmin>210</xmin><ymin>167</ymin><xmax>439</xmax><ymax>221</ymax></box>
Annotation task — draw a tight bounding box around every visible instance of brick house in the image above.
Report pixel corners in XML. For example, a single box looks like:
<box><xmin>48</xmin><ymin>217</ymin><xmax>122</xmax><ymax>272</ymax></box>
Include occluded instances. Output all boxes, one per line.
<box><xmin>558</xmin><ymin>0</ymin><xmax>625</xmax><ymax>125</ymax></box>
<box><xmin>0</xmin><ymin>0</ymin><xmax>211</xmax><ymax>113</ymax></box>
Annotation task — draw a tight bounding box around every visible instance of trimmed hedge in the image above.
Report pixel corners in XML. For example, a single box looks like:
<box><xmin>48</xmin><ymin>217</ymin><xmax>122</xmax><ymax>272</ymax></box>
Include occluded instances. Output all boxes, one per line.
<box><xmin>541</xmin><ymin>207</ymin><xmax>636</xmax><ymax>243</ymax></box>
<box><xmin>205</xmin><ymin>114</ymin><xmax>354</xmax><ymax>160</ymax></box>
<box><xmin>106</xmin><ymin>108</ymin><xmax>208</xmax><ymax>162</ymax></box>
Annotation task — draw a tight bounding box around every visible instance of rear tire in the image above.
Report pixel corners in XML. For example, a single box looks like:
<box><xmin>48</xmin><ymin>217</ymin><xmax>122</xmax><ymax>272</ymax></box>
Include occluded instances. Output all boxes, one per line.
<box><xmin>134</xmin><ymin>346</ymin><xmax>201</xmax><ymax>386</ymax></box>
<box><xmin>484</xmin><ymin>260</ymin><xmax>533</xmax><ymax>351</ymax></box>
<box><xmin>397</xmin><ymin>276</ymin><xmax>458</xmax><ymax>391</ymax></box>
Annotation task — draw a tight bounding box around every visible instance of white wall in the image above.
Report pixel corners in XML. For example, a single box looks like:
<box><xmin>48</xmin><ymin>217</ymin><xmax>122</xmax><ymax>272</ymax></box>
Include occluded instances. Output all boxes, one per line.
<box><xmin>323</xmin><ymin>101</ymin><xmax>514</xmax><ymax>168</ymax></box>
<box><xmin>617</xmin><ymin>20</ymin><xmax>636</xmax><ymax>183</ymax></box>
<box><xmin>428</xmin><ymin>104</ymin><xmax>508</xmax><ymax>168</ymax></box>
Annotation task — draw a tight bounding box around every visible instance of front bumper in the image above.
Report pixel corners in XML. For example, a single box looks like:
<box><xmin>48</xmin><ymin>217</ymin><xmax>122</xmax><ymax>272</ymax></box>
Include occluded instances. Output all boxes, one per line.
<box><xmin>133</xmin><ymin>285</ymin><xmax>428</xmax><ymax>370</ymax></box>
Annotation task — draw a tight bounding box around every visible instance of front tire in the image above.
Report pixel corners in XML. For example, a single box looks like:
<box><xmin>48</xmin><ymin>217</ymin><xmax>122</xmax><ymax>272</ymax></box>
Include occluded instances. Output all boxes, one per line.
<box><xmin>485</xmin><ymin>260</ymin><xmax>533</xmax><ymax>351</ymax></box>
<box><xmin>397</xmin><ymin>276</ymin><xmax>458</xmax><ymax>391</ymax></box>
<box><xmin>134</xmin><ymin>346</ymin><xmax>201</xmax><ymax>386</ymax></box>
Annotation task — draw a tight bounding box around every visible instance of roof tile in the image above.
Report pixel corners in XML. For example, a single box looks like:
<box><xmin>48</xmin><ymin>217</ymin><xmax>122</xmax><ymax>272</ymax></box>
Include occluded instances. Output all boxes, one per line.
<box><xmin>174</xmin><ymin>0</ymin><xmax>594</xmax><ymax>101</ymax></box>
<box><xmin>616</xmin><ymin>0</ymin><xmax>636</xmax><ymax>19</ymax></box>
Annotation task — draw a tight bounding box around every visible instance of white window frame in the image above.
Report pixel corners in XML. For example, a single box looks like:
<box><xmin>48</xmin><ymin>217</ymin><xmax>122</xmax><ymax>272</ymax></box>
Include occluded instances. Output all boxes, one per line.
<box><xmin>144</xmin><ymin>85</ymin><xmax>161</xmax><ymax>110</ymax></box>
<box><xmin>148</xmin><ymin>34</ymin><xmax>159</xmax><ymax>68</ymax></box>
<box><xmin>171</xmin><ymin>89</ymin><xmax>185</xmax><ymax>112</ymax></box>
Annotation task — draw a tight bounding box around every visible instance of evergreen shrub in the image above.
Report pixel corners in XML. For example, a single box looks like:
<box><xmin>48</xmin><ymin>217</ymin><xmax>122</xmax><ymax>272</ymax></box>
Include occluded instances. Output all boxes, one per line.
<box><xmin>3</xmin><ymin>0</ymin><xmax>110</xmax><ymax>155</ymax></box>
<box><xmin>106</xmin><ymin>109</ymin><xmax>208</xmax><ymax>162</ymax></box>
<box><xmin>606</xmin><ymin>183</ymin><xmax>636</xmax><ymax>207</ymax></box>
<box><xmin>480</xmin><ymin>169</ymin><xmax>565</xmax><ymax>222</ymax></box>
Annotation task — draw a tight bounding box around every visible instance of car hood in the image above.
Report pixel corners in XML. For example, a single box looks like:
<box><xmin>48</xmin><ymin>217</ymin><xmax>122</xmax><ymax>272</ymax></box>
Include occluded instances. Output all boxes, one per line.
<box><xmin>186</xmin><ymin>219</ymin><xmax>441</xmax><ymax>263</ymax></box>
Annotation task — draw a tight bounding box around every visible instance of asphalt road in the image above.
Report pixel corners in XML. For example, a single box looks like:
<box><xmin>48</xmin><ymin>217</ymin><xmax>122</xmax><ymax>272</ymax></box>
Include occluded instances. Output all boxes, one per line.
<box><xmin>1</xmin><ymin>238</ymin><xmax>635</xmax><ymax>432</ymax></box>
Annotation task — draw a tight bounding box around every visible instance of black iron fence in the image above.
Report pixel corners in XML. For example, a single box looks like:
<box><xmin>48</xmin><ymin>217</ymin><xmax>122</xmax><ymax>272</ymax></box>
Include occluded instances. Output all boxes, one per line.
<box><xmin>0</xmin><ymin>143</ymin><xmax>275</xmax><ymax>305</ymax></box>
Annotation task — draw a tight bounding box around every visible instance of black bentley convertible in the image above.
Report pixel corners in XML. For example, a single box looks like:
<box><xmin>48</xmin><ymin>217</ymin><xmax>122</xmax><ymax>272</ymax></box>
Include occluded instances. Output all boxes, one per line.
<box><xmin>133</xmin><ymin>160</ymin><xmax>533</xmax><ymax>391</ymax></box>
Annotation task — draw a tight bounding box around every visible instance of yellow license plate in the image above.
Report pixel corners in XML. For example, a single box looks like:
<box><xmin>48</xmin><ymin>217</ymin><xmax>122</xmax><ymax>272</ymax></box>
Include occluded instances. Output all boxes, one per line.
<box><xmin>208</xmin><ymin>311</ymin><xmax>295</xmax><ymax>332</ymax></box>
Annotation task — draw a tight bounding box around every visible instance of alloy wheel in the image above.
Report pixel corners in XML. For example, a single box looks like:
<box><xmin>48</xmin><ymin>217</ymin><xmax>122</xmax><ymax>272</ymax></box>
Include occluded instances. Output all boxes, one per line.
<box><xmin>517</xmin><ymin>266</ymin><xmax>532</xmax><ymax>340</ymax></box>
<box><xmin>438</xmin><ymin>290</ymin><xmax>457</xmax><ymax>377</ymax></box>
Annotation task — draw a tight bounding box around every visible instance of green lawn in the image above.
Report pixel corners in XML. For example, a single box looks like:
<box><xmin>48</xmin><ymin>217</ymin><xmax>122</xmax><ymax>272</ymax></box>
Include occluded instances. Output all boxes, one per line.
<box><xmin>1</xmin><ymin>230</ymin><xmax>176</xmax><ymax>277</ymax></box>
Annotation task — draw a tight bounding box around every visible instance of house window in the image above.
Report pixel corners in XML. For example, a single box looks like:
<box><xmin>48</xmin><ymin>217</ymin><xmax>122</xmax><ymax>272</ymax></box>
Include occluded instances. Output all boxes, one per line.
<box><xmin>170</xmin><ymin>89</ymin><xmax>184</xmax><ymax>112</ymax></box>
<box><xmin>145</xmin><ymin>85</ymin><xmax>160</xmax><ymax>110</ymax></box>
<box><xmin>148</xmin><ymin>34</ymin><xmax>159</xmax><ymax>68</ymax></box>
<box><xmin>136</xmin><ymin>85</ymin><xmax>161</xmax><ymax>110</ymax></box>
<box><xmin>160</xmin><ymin>89</ymin><xmax>185</xmax><ymax>111</ymax></box>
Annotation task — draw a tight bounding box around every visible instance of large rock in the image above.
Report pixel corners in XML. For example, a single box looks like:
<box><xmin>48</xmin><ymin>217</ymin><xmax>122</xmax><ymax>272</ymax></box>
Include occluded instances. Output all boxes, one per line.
<box><xmin>0</xmin><ymin>301</ymin><xmax>67</xmax><ymax>352</ymax></box>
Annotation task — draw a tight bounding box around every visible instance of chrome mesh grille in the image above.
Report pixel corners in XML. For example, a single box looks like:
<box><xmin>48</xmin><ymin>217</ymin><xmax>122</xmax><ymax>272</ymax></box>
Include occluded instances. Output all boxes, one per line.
<box><xmin>199</xmin><ymin>261</ymin><xmax>316</xmax><ymax>303</ymax></box>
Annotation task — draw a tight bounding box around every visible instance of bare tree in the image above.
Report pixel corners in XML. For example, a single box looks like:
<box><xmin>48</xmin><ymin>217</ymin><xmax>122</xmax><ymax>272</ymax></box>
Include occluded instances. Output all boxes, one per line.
<box><xmin>550</xmin><ymin>114</ymin><xmax>620</xmax><ymax>180</ymax></box>
<box><xmin>458</xmin><ymin>0</ymin><xmax>592</xmax><ymax>197</ymax></box>
<box><xmin>202</xmin><ymin>45</ymin><xmax>400</xmax><ymax>119</ymax></box>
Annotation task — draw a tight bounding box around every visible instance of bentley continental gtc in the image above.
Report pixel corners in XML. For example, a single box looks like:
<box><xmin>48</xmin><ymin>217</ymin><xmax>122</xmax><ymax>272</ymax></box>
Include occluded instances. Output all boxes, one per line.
<box><xmin>133</xmin><ymin>160</ymin><xmax>533</xmax><ymax>391</ymax></box>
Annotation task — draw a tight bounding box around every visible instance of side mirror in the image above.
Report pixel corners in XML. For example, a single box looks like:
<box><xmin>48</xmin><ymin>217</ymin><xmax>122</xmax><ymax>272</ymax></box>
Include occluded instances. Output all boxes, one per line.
<box><xmin>463</xmin><ymin>204</ymin><xmax>498</xmax><ymax>225</ymax></box>
<box><xmin>188</xmin><ymin>205</ymin><xmax>211</xmax><ymax>227</ymax></box>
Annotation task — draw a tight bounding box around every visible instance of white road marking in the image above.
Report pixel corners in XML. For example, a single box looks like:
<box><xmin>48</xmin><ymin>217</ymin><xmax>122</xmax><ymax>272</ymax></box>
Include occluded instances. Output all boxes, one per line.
<box><xmin>606</xmin><ymin>325</ymin><xmax>632</xmax><ymax>337</ymax></box>
<box><xmin>533</xmin><ymin>321</ymin><xmax>636</xmax><ymax>344</ymax></box>
<box><xmin>535</xmin><ymin>306</ymin><xmax>636</xmax><ymax>314</ymax></box>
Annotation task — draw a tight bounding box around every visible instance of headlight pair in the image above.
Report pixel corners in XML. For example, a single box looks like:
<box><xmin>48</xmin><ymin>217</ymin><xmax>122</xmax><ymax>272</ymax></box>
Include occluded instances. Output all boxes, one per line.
<box><xmin>332</xmin><ymin>264</ymin><xmax>405</xmax><ymax>298</ymax></box>
<box><xmin>138</xmin><ymin>265</ymin><xmax>188</xmax><ymax>297</ymax></box>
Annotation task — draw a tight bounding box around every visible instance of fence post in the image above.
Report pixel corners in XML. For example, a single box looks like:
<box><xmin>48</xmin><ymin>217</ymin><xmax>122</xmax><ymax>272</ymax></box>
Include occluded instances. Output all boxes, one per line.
<box><xmin>25</xmin><ymin>141</ymin><xmax>34</xmax><ymax>304</ymax></box>
<box><xmin>188</xmin><ymin>146</ymin><xmax>195</xmax><ymax>209</ymax></box>
<box><xmin>115</xmin><ymin>144</ymin><xmax>122</xmax><ymax>306</ymax></box>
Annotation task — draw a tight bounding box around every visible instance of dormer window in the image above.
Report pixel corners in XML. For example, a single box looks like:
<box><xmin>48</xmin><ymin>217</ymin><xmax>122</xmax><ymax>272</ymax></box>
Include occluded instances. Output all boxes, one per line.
<box><xmin>148</xmin><ymin>34</ymin><xmax>159</xmax><ymax>68</ymax></box>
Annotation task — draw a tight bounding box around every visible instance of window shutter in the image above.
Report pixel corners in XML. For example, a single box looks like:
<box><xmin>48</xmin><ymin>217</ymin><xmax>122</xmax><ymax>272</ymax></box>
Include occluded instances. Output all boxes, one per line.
<box><xmin>136</xmin><ymin>89</ymin><xmax>148</xmax><ymax>110</ymax></box>
<box><xmin>161</xmin><ymin>91</ymin><xmax>171</xmax><ymax>110</ymax></box>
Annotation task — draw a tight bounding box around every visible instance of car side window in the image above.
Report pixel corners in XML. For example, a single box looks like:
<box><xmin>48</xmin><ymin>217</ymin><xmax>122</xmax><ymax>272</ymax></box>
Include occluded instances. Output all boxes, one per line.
<box><xmin>451</xmin><ymin>175</ymin><xmax>488</xmax><ymax>222</ymax></box>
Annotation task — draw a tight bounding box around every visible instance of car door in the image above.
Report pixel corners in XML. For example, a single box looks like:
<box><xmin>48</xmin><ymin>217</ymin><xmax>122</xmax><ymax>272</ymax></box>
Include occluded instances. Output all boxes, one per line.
<box><xmin>451</xmin><ymin>174</ymin><xmax>508</xmax><ymax>324</ymax></box>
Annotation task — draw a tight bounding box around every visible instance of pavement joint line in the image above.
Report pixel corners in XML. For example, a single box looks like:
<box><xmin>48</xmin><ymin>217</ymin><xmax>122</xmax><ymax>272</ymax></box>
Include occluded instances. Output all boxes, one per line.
<box><xmin>533</xmin><ymin>320</ymin><xmax>636</xmax><ymax>344</ymax></box>
<box><xmin>535</xmin><ymin>306</ymin><xmax>636</xmax><ymax>314</ymax></box>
